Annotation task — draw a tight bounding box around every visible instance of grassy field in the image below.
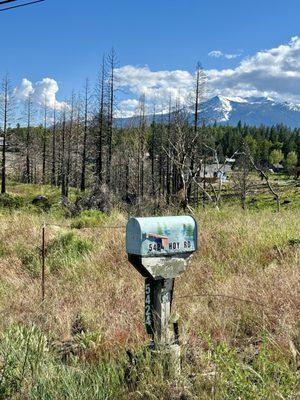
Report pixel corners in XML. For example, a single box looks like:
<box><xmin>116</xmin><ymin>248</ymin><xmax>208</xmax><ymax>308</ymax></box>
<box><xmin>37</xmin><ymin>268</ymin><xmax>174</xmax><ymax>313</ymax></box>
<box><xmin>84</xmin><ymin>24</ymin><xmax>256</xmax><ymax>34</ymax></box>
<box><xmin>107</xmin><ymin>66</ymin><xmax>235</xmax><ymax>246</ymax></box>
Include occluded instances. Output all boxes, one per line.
<box><xmin>0</xmin><ymin>182</ymin><xmax>299</xmax><ymax>399</ymax></box>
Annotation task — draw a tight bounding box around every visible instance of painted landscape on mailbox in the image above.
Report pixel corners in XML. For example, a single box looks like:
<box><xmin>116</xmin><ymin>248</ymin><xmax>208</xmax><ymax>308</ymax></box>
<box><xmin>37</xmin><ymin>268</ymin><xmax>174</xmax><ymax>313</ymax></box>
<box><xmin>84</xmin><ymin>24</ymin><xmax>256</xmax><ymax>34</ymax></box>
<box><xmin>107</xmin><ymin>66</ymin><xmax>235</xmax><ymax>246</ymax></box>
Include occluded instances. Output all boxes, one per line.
<box><xmin>139</xmin><ymin>216</ymin><xmax>196</xmax><ymax>256</ymax></box>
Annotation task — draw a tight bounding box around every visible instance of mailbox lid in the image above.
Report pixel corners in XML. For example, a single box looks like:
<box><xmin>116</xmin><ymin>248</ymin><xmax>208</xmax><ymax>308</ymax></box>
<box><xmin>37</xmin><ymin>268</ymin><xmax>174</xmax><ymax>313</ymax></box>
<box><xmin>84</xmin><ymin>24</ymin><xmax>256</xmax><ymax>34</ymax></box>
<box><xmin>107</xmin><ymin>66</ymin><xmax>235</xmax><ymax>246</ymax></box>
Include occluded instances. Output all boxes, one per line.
<box><xmin>126</xmin><ymin>215</ymin><xmax>197</xmax><ymax>257</ymax></box>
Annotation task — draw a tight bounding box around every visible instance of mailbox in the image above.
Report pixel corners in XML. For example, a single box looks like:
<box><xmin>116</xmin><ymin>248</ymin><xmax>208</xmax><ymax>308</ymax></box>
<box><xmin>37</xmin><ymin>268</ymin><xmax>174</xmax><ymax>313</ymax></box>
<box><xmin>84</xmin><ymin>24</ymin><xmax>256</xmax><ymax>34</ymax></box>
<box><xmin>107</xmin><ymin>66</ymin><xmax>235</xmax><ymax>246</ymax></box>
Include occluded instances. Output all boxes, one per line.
<box><xmin>126</xmin><ymin>215</ymin><xmax>197</xmax><ymax>280</ymax></box>
<box><xmin>126</xmin><ymin>215</ymin><xmax>197</xmax><ymax>257</ymax></box>
<box><xmin>126</xmin><ymin>215</ymin><xmax>198</xmax><ymax>362</ymax></box>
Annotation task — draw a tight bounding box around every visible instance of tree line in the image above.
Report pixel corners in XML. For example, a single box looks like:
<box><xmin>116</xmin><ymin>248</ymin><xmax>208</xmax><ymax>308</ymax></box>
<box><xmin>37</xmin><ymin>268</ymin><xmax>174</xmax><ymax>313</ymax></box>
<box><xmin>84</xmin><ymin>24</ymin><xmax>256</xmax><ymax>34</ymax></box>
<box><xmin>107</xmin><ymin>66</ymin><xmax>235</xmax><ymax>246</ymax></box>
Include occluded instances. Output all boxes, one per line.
<box><xmin>0</xmin><ymin>56</ymin><xmax>299</xmax><ymax>211</ymax></box>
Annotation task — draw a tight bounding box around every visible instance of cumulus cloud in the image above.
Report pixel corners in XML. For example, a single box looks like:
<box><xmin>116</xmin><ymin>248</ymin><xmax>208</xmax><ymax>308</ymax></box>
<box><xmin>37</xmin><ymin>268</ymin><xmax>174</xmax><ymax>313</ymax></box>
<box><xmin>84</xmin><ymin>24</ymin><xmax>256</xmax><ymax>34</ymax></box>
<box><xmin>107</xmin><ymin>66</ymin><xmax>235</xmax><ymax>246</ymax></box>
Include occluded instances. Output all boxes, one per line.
<box><xmin>207</xmin><ymin>36</ymin><xmax>300</xmax><ymax>101</ymax></box>
<box><xmin>15</xmin><ymin>77</ymin><xmax>67</xmax><ymax>110</ymax></box>
<box><xmin>117</xmin><ymin>99</ymin><xmax>140</xmax><ymax>118</ymax></box>
<box><xmin>14</xmin><ymin>37</ymin><xmax>300</xmax><ymax>118</ymax></box>
<box><xmin>15</xmin><ymin>78</ymin><xmax>34</xmax><ymax>99</ymax></box>
<box><xmin>116</xmin><ymin>37</ymin><xmax>300</xmax><ymax>115</ymax></box>
<box><xmin>115</xmin><ymin>65</ymin><xmax>194</xmax><ymax>113</ymax></box>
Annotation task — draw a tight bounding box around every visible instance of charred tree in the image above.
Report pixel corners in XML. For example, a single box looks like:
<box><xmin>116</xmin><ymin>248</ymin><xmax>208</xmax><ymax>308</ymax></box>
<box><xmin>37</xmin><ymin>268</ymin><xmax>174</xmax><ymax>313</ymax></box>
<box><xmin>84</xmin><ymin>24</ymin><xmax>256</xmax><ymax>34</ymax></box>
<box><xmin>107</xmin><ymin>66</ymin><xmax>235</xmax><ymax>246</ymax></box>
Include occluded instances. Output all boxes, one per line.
<box><xmin>106</xmin><ymin>49</ymin><xmax>117</xmax><ymax>188</ymax></box>
<box><xmin>80</xmin><ymin>79</ymin><xmax>89</xmax><ymax>192</ymax></box>
<box><xmin>1</xmin><ymin>75</ymin><xmax>13</xmax><ymax>194</ymax></box>
<box><xmin>51</xmin><ymin>107</ymin><xmax>57</xmax><ymax>186</ymax></box>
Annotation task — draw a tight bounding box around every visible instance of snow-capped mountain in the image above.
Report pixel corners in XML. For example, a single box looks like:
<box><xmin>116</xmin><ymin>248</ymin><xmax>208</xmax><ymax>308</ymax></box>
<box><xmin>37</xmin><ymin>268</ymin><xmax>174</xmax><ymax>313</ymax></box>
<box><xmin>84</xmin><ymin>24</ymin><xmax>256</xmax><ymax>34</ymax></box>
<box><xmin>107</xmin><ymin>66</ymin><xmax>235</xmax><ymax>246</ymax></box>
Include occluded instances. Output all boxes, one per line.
<box><xmin>116</xmin><ymin>96</ymin><xmax>300</xmax><ymax>128</ymax></box>
<box><xmin>198</xmin><ymin>95</ymin><xmax>300</xmax><ymax>127</ymax></box>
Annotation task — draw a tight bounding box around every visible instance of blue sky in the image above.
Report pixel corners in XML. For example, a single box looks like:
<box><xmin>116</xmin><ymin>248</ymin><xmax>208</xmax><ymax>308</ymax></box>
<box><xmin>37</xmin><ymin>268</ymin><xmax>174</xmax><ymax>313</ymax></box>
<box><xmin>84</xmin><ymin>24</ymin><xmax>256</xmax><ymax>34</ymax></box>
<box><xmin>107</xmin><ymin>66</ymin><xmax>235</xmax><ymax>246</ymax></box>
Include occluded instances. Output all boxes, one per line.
<box><xmin>1</xmin><ymin>0</ymin><xmax>300</xmax><ymax>115</ymax></box>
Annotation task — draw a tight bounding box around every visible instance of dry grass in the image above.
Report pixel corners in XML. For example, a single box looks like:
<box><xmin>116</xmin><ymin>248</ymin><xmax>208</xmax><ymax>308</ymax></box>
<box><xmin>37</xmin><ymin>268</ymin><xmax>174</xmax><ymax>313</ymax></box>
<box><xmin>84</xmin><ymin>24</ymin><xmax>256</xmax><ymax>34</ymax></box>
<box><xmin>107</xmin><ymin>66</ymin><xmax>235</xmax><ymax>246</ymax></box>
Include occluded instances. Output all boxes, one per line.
<box><xmin>0</xmin><ymin>195</ymin><xmax>299</xmax><ymax>398</ymax></box>
<box><xmin>0</xmin><ymin>205</ymin><xmax>299</xmax><ymax>350</ymax></box>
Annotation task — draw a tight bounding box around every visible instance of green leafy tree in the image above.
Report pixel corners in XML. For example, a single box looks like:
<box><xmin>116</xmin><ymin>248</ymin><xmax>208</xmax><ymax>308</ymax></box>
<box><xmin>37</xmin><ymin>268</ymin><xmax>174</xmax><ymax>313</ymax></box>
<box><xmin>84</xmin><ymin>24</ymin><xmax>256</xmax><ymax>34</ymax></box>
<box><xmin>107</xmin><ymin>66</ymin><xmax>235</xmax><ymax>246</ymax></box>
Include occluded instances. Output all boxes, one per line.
<box><xmin>269</xmin><ymin>149</ymin><xmax>284</xmax><ymax>166</ymax></box>
<box><xmin>244</xmin><ymin>134</ymin><xmax>257</xmax><ymax>158</ymax></box>
<box><xmin>285</xmin><ymin>151</ymin><xmax>298</xmax><ymax>174</ymax></box>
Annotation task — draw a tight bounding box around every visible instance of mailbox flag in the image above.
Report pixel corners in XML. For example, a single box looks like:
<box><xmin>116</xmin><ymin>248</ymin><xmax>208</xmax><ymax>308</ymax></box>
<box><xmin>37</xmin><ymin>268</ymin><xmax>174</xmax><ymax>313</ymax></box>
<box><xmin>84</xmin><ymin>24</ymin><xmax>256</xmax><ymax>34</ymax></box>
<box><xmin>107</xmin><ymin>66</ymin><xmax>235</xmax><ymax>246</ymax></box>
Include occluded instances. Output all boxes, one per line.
<box><xmin>161</xmin><ymin>237</ymin><xmax>169</xmax><ymax>249</ymax></box>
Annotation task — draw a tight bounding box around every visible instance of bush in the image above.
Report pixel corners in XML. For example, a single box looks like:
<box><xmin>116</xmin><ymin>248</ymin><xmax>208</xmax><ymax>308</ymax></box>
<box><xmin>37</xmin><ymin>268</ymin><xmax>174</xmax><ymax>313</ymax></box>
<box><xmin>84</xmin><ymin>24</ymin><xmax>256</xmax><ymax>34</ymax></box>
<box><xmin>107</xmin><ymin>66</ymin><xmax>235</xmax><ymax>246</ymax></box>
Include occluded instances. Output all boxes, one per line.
<box><xmin>0</xmin><ymin>193</ymin><xmax>24</xmax><ymax>209</ymax></box>
<box><xmin>0</xmin><ymin>241</ymin><xmax>7</xmax><ymax>257</ymax></box>
<box><xmin>0</xmin><ymin>324</ymin><xmax>123</xmax><ymax>399</ymax></box>
<box><xmin>71</xmin><ymin>210</ymin><xmax>108</xmax><ymax>229</ymax></box>
<box><xmin>16</xmin><ymin>242</ymin><xmax>40</xmax><ymax>277</ymax></box>
<box><xmin>47</xmin><ymin>232</ymin><xmax>92</xmax><ymax>273</ymax></box>
<box><xmin>200</xmin><ymin>336</ymin><xmax>299</xmax><ymax>399</ymax></box>
<box><xmin>74</xmin><ymin>183</ymin><xmax>112</xmax><ymax>214</ymax></box>
<box><xmin>0</xmin><ymin>324</ymin><xmax>48</xmax><ymax>399</ymax></box>
<box><xmin>31</xmin><ymin>195</ymin><xmax>52</xmax><ymax>212</ymax></box>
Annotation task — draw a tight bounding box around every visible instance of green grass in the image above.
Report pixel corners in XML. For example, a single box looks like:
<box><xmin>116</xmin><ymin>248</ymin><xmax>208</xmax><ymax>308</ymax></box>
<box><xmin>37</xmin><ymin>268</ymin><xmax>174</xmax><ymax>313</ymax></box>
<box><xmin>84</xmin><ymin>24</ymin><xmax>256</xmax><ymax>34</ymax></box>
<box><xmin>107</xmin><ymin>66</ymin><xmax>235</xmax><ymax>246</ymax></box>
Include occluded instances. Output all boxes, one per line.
<box><xmin>46</xmin><ymin>231</ymin><xmax>93</xmax><ymax>273</ymax></box>
<box><xmin>0</xmin><ymin>324</ymin><xmax>123</xmax><ymax>400</ymax></box>
<box><xmin>0</xmin><ymin>181</ymin><xmax>299</xmax><ymax>399</ymax></box>
<box><xmin>70</xmin><ymin>210</ymin><xmax>110</xmax><ymax>229</ymax></box>
<box><xmin>0</xmin><ymin>324</ymin><xmax>299</xmax><ymax>399</ymax></box>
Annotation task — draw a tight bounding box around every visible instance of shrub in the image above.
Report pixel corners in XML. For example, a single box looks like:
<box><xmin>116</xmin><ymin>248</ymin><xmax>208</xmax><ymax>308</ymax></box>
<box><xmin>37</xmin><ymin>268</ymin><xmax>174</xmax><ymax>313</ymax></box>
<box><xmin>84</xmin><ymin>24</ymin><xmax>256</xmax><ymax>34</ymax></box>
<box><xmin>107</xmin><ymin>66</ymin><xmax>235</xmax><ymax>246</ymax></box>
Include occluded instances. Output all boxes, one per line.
<box><xmin>0</xmin><ymin>241</ymin><xmax>7</xmax><ymax>257</ymax></box>
<box><xmin>202</xmin><ymin>336</ymin><xmax>299</xmax><ymax>399</ymax></box>
<box><xmin>71</xmin><ymin>210</ymin><xmax>108</xmax><ymax>229</ymax></box>
<box><xmin>0</xmin><ymin>193</ymin><xmax>24</xmax><ymax>209</ymax></box>
<box><xmin>16</xmin><ymin>242</ymin><xmax>40</xmax><ymax>277</ymax></box>
<box><xmin>0</xmin><ymin>324</ymin><xmax>123</xmax><ymax>399</ymax></box>
<box><xmin>47</xmin><ymin>232</ymin><xmax>92</xmax><ymax>273</ymax></box>
<box><xmin>0</xmin><ymin>324</ymin><xmax>48</xmax><ymax>399</ymax></box>
<box><xmin>31</xmin><ymin>195</ymin><xmax>52</xmax><ymax>212</ymax></box>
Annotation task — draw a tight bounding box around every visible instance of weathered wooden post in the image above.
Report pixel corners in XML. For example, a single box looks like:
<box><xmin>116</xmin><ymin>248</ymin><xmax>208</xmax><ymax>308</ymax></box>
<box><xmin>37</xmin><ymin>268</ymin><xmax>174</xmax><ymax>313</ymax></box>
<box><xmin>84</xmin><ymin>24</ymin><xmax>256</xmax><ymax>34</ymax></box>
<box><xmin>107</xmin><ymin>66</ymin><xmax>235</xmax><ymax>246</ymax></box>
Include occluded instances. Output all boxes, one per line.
<box><xmin>126</xmin><ymin>216</ymin><xmax>198</xmax><ymax>374</ymax></box>
<box><xmin>41</xmin><ymin>223</ymin><xmax>46</xmax><ymax>302</ymax></box>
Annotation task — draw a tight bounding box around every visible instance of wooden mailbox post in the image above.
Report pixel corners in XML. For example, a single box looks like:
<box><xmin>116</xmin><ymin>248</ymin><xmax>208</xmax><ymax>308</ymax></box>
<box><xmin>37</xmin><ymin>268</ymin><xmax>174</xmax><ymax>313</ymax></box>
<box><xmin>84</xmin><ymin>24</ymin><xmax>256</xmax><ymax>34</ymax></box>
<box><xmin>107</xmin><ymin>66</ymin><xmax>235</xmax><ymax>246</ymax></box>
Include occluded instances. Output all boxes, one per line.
<box><xmin>126</xmin><ymin>215</ymin><xmax>198</xmax><ymax>372</ymax></box>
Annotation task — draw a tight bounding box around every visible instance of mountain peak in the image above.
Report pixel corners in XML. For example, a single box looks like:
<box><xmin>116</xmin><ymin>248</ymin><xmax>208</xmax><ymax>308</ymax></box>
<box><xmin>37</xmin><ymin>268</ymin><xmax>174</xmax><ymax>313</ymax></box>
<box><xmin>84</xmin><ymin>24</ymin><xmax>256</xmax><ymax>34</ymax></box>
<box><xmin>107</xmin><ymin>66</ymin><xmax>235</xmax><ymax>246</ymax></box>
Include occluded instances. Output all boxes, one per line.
<box><xmin>198</xmin><ymin>95</ymin><xmax>300</xmax><ymax>127</ymax></box>
<box><xmin>116</xmin><ymin>95</ymin><xmax>300</xmax><ymax>128</ymax></box>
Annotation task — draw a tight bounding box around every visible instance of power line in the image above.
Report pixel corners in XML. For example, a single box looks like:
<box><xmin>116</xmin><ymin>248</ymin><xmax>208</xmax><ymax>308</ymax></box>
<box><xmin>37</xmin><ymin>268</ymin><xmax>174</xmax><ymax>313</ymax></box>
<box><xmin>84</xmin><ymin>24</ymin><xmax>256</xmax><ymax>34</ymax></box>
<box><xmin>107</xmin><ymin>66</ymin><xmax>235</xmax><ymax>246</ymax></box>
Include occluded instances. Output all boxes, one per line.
<box><xmin>0</xmin><ymin>1</ymin><xmax>19</xmax><ymax>5</ymax></box>
<box><xmin>0</xmin><ymin>0</ymin><xmax>45</xmax><ymax>12</ymax></box>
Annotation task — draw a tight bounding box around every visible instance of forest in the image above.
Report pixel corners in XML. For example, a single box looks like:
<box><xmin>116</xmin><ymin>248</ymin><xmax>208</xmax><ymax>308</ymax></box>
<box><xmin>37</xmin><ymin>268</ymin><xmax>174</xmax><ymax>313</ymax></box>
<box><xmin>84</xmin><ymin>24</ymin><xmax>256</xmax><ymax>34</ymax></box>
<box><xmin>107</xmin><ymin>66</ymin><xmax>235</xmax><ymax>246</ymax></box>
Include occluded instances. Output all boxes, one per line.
<box><xmin>0</xmin><ymin>60</ymin><xmax>299</xmax><ymax>212</ymax></box>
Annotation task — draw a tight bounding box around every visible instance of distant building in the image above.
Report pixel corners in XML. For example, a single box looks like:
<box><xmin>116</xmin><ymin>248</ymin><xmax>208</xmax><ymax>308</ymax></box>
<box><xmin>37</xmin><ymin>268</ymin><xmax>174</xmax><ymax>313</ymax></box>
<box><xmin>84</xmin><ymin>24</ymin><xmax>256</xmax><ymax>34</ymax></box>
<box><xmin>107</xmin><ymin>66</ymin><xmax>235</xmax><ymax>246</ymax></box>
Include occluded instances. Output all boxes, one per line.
<box><xmin>271</xmin><ymin>163</ymin><xmax>284</xmax><ymax>173</ymax></box>
<box><xmin>199</xmin><ymin>163</ymin><xmax>233</xmax><ymax>182</ymax></box>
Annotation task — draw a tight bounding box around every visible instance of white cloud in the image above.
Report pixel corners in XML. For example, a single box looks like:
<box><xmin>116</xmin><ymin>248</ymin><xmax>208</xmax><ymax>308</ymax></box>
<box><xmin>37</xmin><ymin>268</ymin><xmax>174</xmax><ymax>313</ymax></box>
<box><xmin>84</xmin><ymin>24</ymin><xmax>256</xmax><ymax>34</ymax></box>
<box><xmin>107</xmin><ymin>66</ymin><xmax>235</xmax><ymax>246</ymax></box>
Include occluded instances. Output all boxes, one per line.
<box><xmin>117</xmin><ymin>99</ymin><xmax>140</xmax><ymax>118</ymax></box>
<box><xmin>15</xmin><ymin>37</ymin><xmax>300</xmax><ymax>118</ymax></box>
<box><xmin>15</xmin><ymin>77</ymin><xmax>67</xmax><ymax>110</ymax></box>
<box><xmin>116</xmin><ymin>37</ymin><xmax>300</xmax><ymax>115</ymax></box>
<box><xmin>208</xmin><ymin>50</ymin><xmax>241</xmax><ymax>59</ymax></box>
<box><xmin>207</xmin><ymin>37</ymin><xmax>300</xmax><ymax>102</ymax></box>
<box><xmin>115</xmin><ymin>65</ymin><xmax>194</xmax><ymax>107</ymax></box>
<box><xmin>15</xmin><ymin>78</ymin><xmax>34</xmax><ymax>99</ymax></box>
<box><xmin>208</xmin><ymin>50</ymin><xmax>223</xmax><ymax>58</ymax></box>
<box><xmin>224</xmin><ymin>53</ymin><xmax>240</xmax><ymax>60</ymax></box>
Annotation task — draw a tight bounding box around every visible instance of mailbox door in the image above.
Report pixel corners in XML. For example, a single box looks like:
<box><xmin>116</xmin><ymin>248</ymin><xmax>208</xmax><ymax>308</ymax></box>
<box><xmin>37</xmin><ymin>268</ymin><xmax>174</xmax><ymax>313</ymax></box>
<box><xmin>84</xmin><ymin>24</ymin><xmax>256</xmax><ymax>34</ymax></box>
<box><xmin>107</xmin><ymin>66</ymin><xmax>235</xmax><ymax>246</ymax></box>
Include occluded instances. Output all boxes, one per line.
<box><xmin>126</xmin><ymin>215</ymin><xmax>197</xmax><ymax>257</ymax></box>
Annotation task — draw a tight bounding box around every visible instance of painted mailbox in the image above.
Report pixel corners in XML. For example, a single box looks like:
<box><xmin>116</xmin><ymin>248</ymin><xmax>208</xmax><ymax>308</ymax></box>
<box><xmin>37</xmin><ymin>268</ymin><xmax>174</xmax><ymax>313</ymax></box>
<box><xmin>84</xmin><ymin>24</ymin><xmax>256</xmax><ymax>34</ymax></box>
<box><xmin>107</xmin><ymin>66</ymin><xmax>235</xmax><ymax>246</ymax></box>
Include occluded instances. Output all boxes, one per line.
<box><xmin>126</xmin><ymin>215</ymin><xmax>197</xmax><ymax>257</ymax></box>
<box><xmin>126</xmin><ymin>215</ymin><xmax>198</xmax><ymax>361</ymax></box>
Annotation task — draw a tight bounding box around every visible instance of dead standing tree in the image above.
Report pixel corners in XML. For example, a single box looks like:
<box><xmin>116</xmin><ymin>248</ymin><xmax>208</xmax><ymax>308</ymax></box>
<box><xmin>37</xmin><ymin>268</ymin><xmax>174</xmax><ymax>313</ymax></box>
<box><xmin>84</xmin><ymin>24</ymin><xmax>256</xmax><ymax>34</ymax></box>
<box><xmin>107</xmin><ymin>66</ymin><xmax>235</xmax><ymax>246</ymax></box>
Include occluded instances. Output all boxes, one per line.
<box><xmin>95</xmin><ymin>56</ymin><xmax>106</xmax><ymax>185</ymax></box>
<box><xmin>164</xmin><ymin>111</ymin><xmax>201</xmax><ymax>212</ymax></box>
<box><xmin>232</xmin><ymin>150</ymin><xmax>253</xmax><ymax>210</ymax></box>
<box><xmin>106</xmin><ymin>49</ymin><xmax>117</xmax><ymax>189</ymax></box>
<box><xmin>25</xmin><ymin>93</ymin><xmax>33</xmax><ymax>183</ymax></box>
<box><xmin>42</xmin><ymin>96</ymin><xmax>47</xmax><ymax>185</ymax></box>
<box><xmin>0</xmin><ymin>75</ymin><xmax>14</xmax><ymax>194</ymax></box>
<box><xmin>137</xmin><ymin>93</ymin><xmax>146</xmax><ymax>202</ymax></box>
<box><xmin>239</xmin><ymin>144</ymin><xmax>281</xmax><ymax>212</ymax></box>
<box><xmin>187</xmin><ymin>63</ymin><xmax>207</xmax><ymax>204</ymax></box>
<box><xmin>65</xmin><ymin>93</ymin><xmax>75</xmax><ymax>198</ymax></box>
<box><xmin>51</xmin><ymin>107</ymin><xmax>57</xmax><ymax>186</ymax></box>
<box><xmin>60</xmin><ymin>107</ymin><xmax>67</xmax><ymax>197</ymax></box>
<box><xmin>80</xmin><ymin>79</ymin><xmax>90</xmax><ymax>192</ymax></box>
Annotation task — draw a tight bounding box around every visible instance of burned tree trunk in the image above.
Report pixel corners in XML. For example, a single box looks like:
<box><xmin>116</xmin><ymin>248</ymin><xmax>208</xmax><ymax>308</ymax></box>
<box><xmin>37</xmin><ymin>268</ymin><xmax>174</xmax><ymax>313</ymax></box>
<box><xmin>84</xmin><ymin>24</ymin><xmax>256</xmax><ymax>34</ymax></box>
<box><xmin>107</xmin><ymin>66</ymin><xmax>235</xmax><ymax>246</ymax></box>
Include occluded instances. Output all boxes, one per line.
<box><xmin>80</xmin><ymin>79</ymin><xmax>89</xmax><ymax>192</ymax></box>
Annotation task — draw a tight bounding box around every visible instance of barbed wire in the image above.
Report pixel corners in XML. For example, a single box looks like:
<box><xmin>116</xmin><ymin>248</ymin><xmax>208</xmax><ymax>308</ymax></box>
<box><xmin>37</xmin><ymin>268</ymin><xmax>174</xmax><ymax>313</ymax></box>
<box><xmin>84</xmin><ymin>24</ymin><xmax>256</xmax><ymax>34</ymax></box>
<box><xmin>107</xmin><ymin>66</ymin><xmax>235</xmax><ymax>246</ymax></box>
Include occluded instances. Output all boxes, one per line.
<box><xmin>175</xmin><ymin>292</ymin><xmax>268</xmax><ymax>307</ymax></box>
<box><xmin>48</xmin><ymin>223</ymin><xmax>126</xmax><ymax>230</ymax></box>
